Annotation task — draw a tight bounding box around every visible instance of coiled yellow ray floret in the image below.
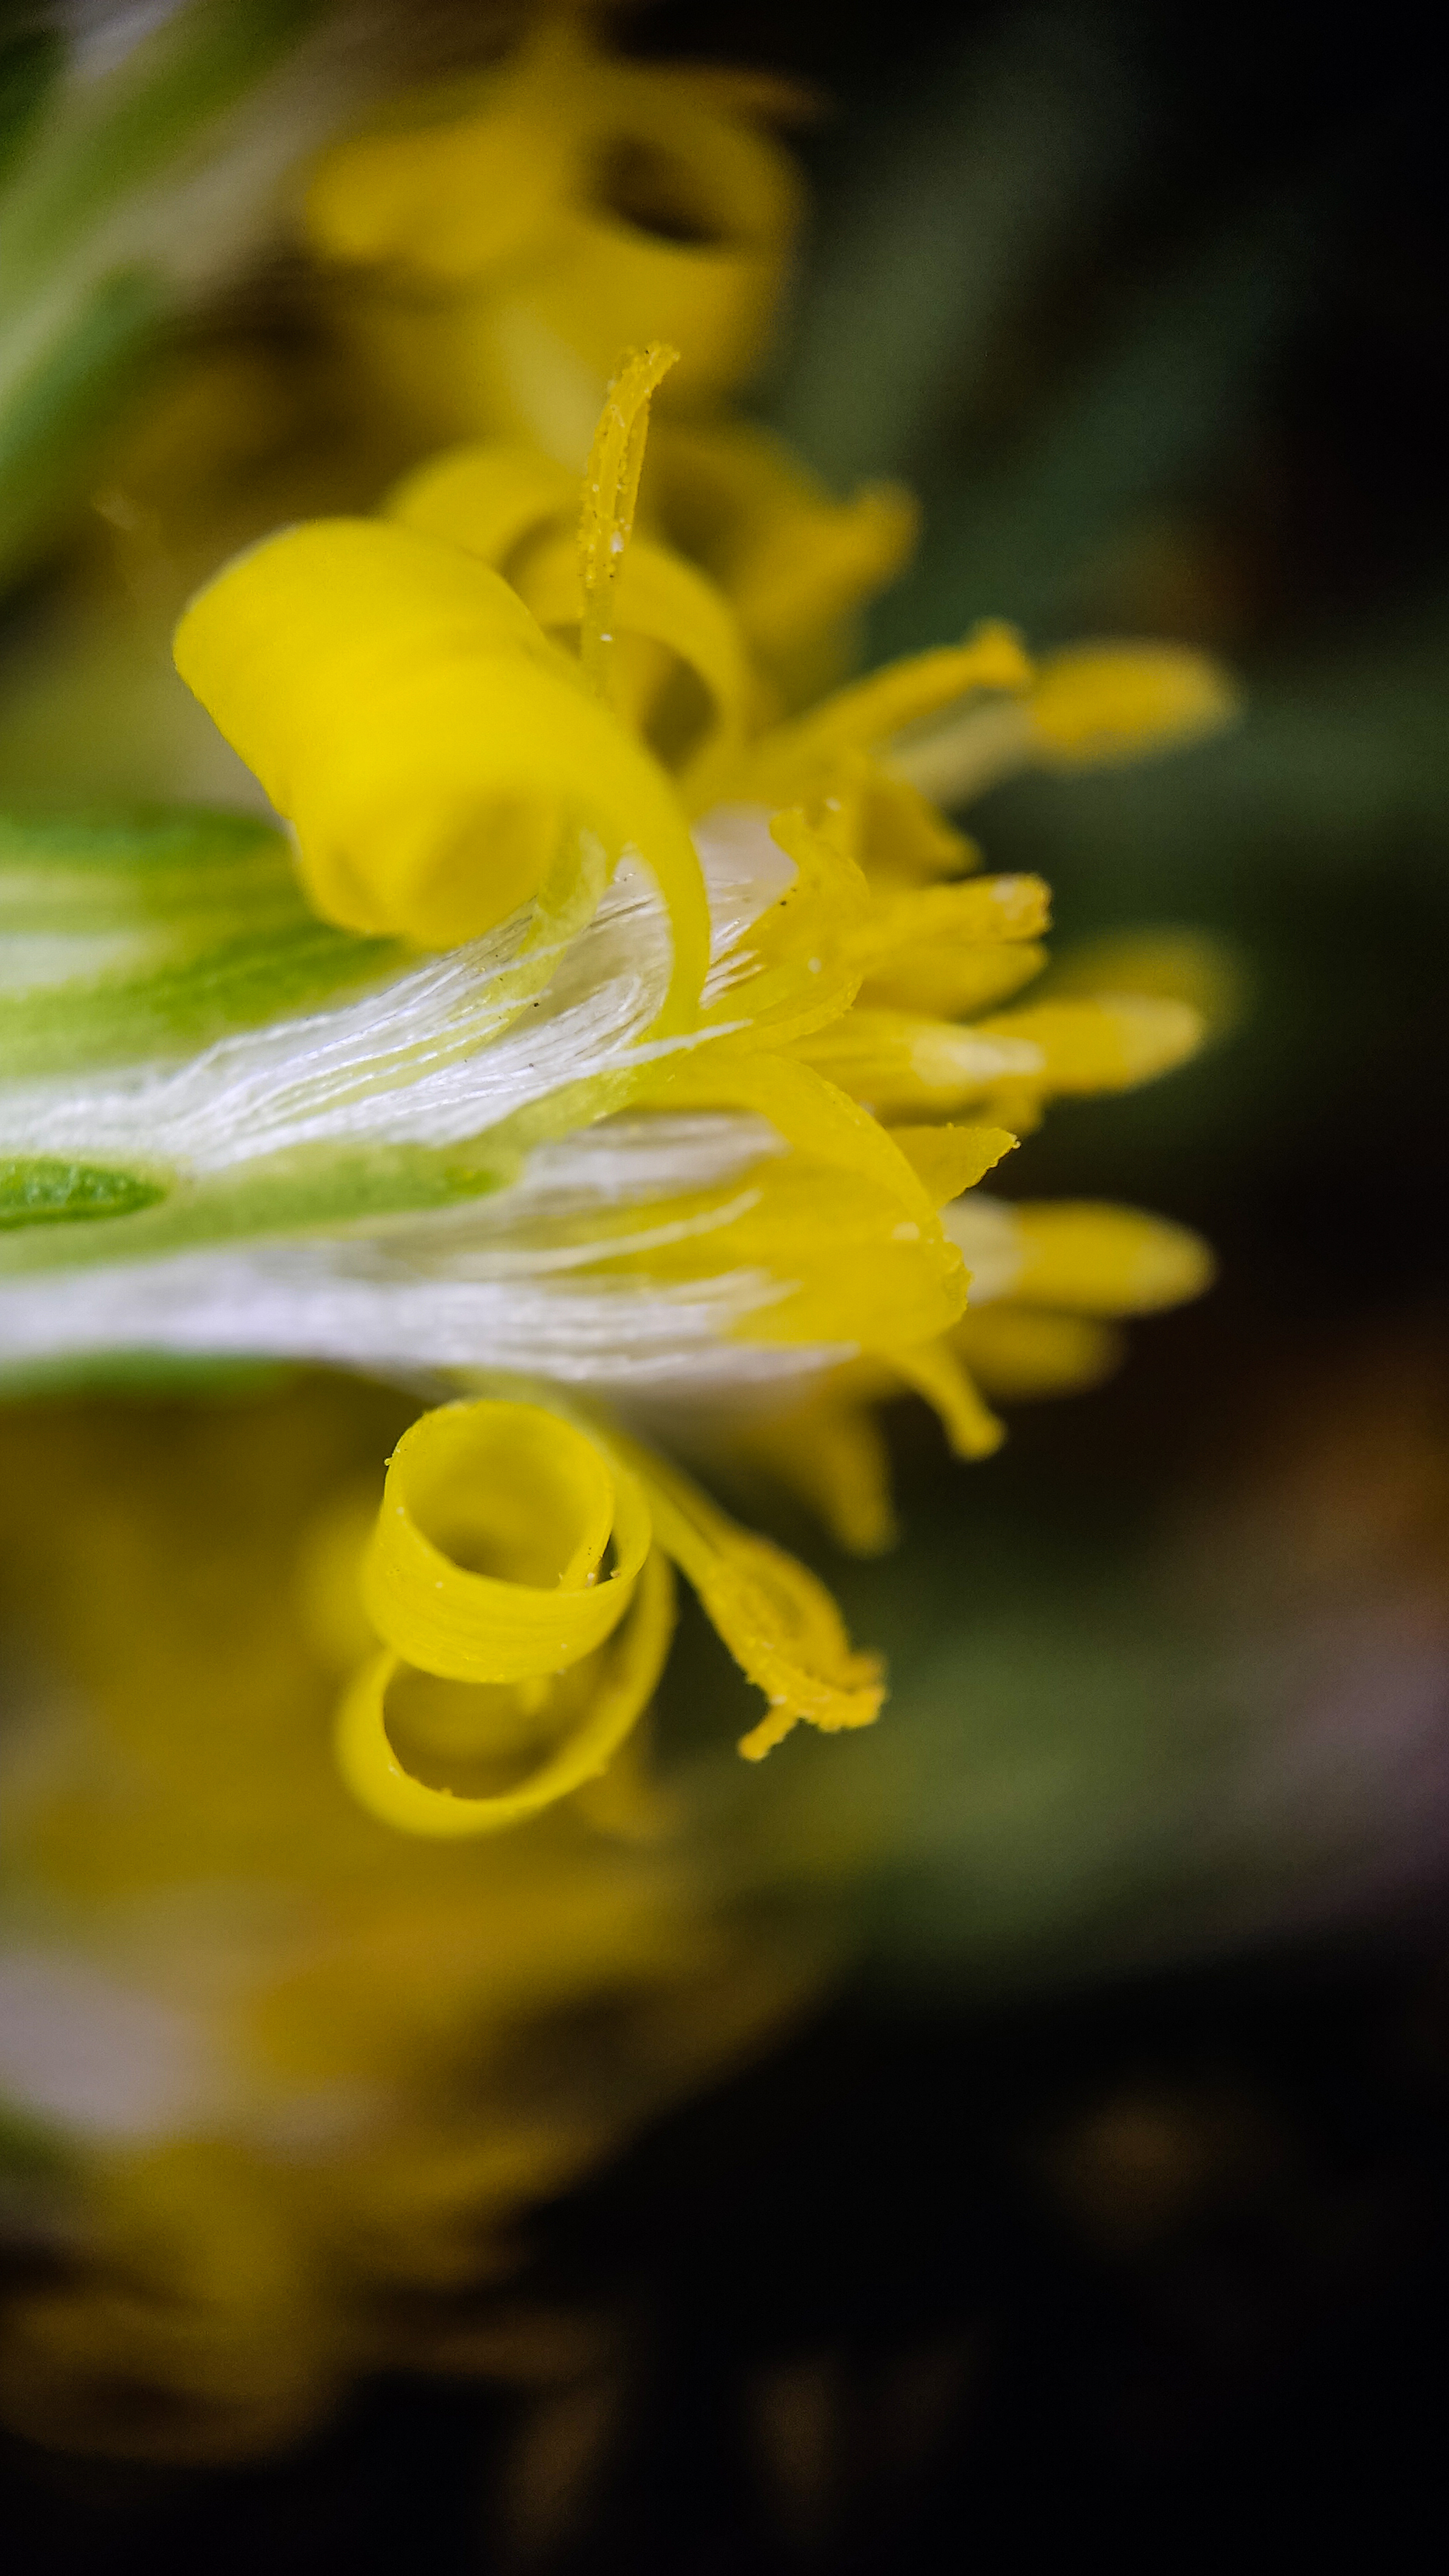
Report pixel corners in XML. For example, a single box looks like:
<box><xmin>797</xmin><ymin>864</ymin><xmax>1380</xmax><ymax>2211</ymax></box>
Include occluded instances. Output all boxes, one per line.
<box><xmin>337</xmin><ymin>1401</ymin><xmax>670</xmax><ymax>1835</ymax></box>
<box><xmin>334</xmin><ymin>1396</ymin><xmax>884</xmax><ymax>1832</ymax></box>
<box><xmin>304</xmin><ymin>17</ymin><xmax>804</xmax><ymax>461</ymax></box>
<box><xmin>173</xmin><ymin>352</ymin><xmax>711</xmax><ymax>1024</ymax></box>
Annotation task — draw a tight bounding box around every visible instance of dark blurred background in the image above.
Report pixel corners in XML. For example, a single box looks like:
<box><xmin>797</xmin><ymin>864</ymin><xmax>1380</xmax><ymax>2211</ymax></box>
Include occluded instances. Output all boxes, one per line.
<box><xmin>6</xmin><ymin>0</ymin><xmax>1449</xmax><ymax>2563</ymax></box>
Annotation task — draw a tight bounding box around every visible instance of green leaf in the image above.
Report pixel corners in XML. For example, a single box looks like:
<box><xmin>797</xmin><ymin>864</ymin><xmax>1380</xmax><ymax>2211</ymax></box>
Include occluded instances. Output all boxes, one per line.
<box><xmin>0</xmin><ymin>804</ymin><xmax>401</xmax><ymax>1076</ymax></box>
<box><xmin>0</xmin><ymin>1349</ymin><xmax>296</xmax><ymax>1399</ymax></box>
<box><xmin>0</xmin><ymin>2</ymin><xmax>333</xmax><ymax>581</ymax></box>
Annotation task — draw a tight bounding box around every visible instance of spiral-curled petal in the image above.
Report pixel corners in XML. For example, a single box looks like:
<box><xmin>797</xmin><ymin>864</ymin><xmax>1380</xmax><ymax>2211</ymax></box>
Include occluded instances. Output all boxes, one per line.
<box><xmin>304</xmin><ymin>24</ymin><xmax>803</xmax><ymax>446</ymax></box>
<box><xmin>389</xmin><ymin>414</ymin><xmax>756</xmax><ymax>807</ymax></box>
<box><xmin>336</xmin><ymin>1402</ymin><xmax>668</xmax><ymax>1838</ymax></box>
<box><xmin>337</xmin><ymin>1549</ymin><xmax>676</xmax><ymax>1840</ymax></box>
<box><xmin>333</xmin><ymin>1394</ymin><xmax>891</xmax><ymax>1826</ymax></box>
<box><xmin>173</xmin><ymin>520</ymin><xmax>710</xmax><ymax>1028</ymax></box>
<box><xmin>362</xmin><ymin>1401</ymin><xmax>652</xmax><ymax>1684</ymax></box>
<box><xmin>1028</xmin><ymin>642</ymin><xmax>1241</xmax><ymax>766</ymax></box>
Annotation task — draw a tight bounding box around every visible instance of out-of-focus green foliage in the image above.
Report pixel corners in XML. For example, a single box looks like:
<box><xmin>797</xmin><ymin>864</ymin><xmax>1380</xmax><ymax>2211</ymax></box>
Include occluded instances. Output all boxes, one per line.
<box><xmin>0</xmin><ymin>1</ymin><xmax>340</xmax><ymax>580</ymax></box>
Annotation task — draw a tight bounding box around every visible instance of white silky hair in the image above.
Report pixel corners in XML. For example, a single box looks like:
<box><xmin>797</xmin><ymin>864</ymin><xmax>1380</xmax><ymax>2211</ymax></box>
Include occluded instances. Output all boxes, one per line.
<box><xmin>0</xmin><ymin>1241</ymin><xmax>846</xmax><ymax>1392</ymax></box>
<box><xmin>0</xmin><ymin>1112</ymin><xmax>849</xmax><ymax>1390</ymax></box>
<box><xmin>0</xmin><ymin>811</ymin><xmax>863</xmax><ymax>1388</ymax></box>
<box><xmin>0</xmin><ymin>859</ymin><xmax>666</xmax><ymax>1169</ymax></box>
<box><xmin>0</xmin><ymin>811</ymin><xmax>787</xmax><ymax>1174</ymax></box>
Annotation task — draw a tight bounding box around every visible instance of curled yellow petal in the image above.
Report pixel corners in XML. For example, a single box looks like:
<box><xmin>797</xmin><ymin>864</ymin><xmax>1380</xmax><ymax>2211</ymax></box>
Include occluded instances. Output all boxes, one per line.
<box><xmin>335</xmin><ymin>1399</ymin><xmax>672</xmax><ymax>1838</ymax></box>
<box><xmin>337</xmin><ymin>1549</ymin><xmax>676</xmax><ymax>1840</ymax></box>
<box><xmin>306</xmin><ymin>26</ymin><xmax>803</xmax><ymax>453</ymax></box>
<box><xmin>362</xmin><ymin>1401</ymin><xmax>650</xmax><ymax>1683</ymax></box>
<box><xmin>516</xmin><ymin>531</ymin><xmax>756</xmax><ymax>809</ymax></box>
<box><xmin>1028</xmin><ymin>642</ymin><xmax>1240</xmax><ymax>767</ymax></box>
<box><xmin>388</xmin><ymin>435</ymin><xmax>756</xmax><ymax>804</ymax></box>
<box><xmin>387</xmin><ymin>442</ymin><xmax>580</xmax><ymax>573</ymax></box>
<box><xmin>173</xmin><ymin>519</ymin><xmax>710</xmax><ymax>1027</ymax></box>
<box><xmin>305</xmin><ymin>52</ymin><xmax>572</xmax><ymax>283</ymax></box>
<box><xmin>393</xmin><ymin>418</ymin><xmax>915</xmax><ymax>713</ymax></box>
<box><xmin>503</xmin><ymin>54</ymin><xmax>802</xmax><ymax>420</ymax></box>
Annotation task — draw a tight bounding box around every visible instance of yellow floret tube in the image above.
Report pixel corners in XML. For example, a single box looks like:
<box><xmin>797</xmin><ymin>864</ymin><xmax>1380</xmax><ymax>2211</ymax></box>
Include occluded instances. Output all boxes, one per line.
<box><xmin>740</xmin><ymin>622</ymin><xmax>1034</xmax><ymax>807</ymax></box>
<box><xmin>1008</xmin><ymin>1203</ymin><xmax>1216</xmax><ymax>1313</ymax></box>
<box><xmin>1029</xmin><ymin>642</ymin><xmax>1241</xmax><ymax>766</ymax></box>
<box><xmin>974</xmin><ymin>993</ymin><xmax>1206</xmax><ymax>1093</ymax></box>
<box><xmin>173</xmin><ymin>519</ymin><xmax>710</xmax><ymax>1024</ymax></box>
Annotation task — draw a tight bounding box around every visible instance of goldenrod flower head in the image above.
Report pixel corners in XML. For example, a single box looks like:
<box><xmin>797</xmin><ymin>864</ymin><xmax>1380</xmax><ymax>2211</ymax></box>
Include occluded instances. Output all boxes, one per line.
<box><xmin>0</xmin><ymin>345</ymin><xmax>1231</xmax><ymax>1828</ymax></box>
<box><xmin>0</xmin><ymin>12</ymin><xmax>1260</xmax><ymax>2478</ymax></box>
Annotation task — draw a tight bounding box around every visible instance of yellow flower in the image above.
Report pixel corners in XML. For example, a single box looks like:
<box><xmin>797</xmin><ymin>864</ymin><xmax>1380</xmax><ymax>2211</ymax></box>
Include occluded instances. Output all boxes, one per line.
<box><xmin>0</xmin><ymin>26</ymin><xmax>1244</xmax><ymax>2465</ymax></box>
<box><xmin>304</xmin><ymin>16</ymin><xmax>804</xmax><ymax>461</ymax></box>
<box><xmin>0</xmin><ymin>332</ymin><xmax>1232</xmax><ymax>1832</ymax></box>
<box><xmin>69</xmin><ymin>343</ymin><xmax>1220</xmax><ymax>1827</ymax></box>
